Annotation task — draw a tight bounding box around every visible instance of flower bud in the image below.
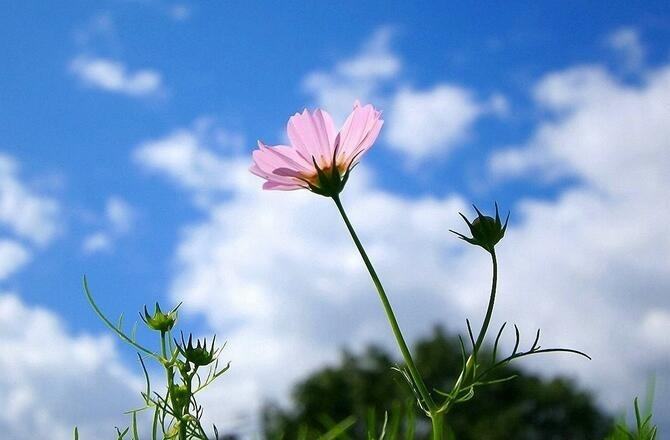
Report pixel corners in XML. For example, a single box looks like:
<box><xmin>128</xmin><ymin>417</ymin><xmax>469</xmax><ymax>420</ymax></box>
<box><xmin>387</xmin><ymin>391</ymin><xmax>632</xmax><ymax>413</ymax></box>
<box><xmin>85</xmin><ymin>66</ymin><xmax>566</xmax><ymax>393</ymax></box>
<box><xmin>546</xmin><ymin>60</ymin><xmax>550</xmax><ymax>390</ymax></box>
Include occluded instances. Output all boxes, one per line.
<box><xmin>178</xmin><ymin>333</ymin><xmax>219</xmax><ymax>367</ymax></box>
<box><xmin>169</xmin><ymin>384</ymin><xmax>190</xmax><ymax>411</ymax></box>
<box><xmin>141</xmin><ymin>303</ymin><xmax>179</xmax><ymax>332</ymax></box>
<box><xmin>450</xmin><ymin>203</ymin><xmax>509</xmax><ymax>253</ymax></box>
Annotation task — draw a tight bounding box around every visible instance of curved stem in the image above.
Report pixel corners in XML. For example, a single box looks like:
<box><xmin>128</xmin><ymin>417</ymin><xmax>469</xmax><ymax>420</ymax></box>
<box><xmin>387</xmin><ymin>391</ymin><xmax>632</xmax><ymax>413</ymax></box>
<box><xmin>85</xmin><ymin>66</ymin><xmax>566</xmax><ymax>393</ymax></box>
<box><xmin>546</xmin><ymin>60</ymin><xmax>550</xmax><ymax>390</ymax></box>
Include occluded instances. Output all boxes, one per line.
<box><xmin>438</xmin><ymin>250</ymin><xmax>497</xmax><ymax>416</ymax></box>
<box><xmin>83</xmin><ymin>276</ymin><xmax>158</xmax><ymax>359</ymax></box>
<box><xmin>332</xmin><ymin>195</ymin><xmax>436</xmax><ymax>411</ymax></box>
<box><xmin>474</xmin><ymin>250</ymin><xmax>497</xmax><ymax>355</ymax></box>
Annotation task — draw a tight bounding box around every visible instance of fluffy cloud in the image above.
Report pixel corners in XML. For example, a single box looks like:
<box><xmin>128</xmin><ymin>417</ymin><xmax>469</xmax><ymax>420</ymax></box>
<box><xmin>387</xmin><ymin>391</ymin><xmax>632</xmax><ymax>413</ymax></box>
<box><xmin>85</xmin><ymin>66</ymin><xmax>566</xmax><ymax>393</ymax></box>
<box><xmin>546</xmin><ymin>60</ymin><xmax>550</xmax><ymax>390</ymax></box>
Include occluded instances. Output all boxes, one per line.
<box><xmin>82</xmin><ymin>196</ymin><xmax>137</xmax><ymax>255</ymax></box>
<box><xmin>302</xmin><ymin>27</ymin><xmax>401</xmax><ymax>123</ymax></box>
<box><xmin>0</xmin><ymin>293</ymin><xmax>140</xmax><ymax>440</ymax></box>
<box><xmin>0</xmin><ymin>154</ymin><xmax>60</xmax><ymax>246</ymax></box>
<box><xmin>69</xmin><ymin>56</ymin><xmax>164</xmax><ymax>97</ymax></box>
<box><xmin>303</xmin><ymin>28</ymin><xmax>506</xmax><ymax>161</ymax></box>
<box><xmin>105</xmin><ymin>197</ymin><xmax>135</xmax><ymax>234</ymax></box>
<box><xmin>606</xmin><ymin>27</ymin><xmax>645</xmax><ymax>71</ymax></box>
<box><xmin>0</xmin><ymin>240</ymin><xmax>30</xmax><ymax>281</ymax></box>
<box><xmin>488</xmin><ymin>61</ymin><xmax>670</xmax><ymax>421</ymax></box>
<box><xmin>133</xmin><ymin>120</ymin><xmax>249</xmax><ymax>206</ymax></box>
<box><xmin>0</xmin><ymin>153</ymin><xmax>141</xmax><ymax>438</ymax></box>
<box><xmin>386</xmin><ymin>85</ymin><xmax>505</xmax><ymax>160</ymax></box>
<box><xmin>490</xmin><ymin>64</ymin><xmax>670</xmax><ymax>194</ymax></box>
<box><xmin>0</xmin><ymin>152</ymin><xmax>60</xmax><ymax>279</ymax></box>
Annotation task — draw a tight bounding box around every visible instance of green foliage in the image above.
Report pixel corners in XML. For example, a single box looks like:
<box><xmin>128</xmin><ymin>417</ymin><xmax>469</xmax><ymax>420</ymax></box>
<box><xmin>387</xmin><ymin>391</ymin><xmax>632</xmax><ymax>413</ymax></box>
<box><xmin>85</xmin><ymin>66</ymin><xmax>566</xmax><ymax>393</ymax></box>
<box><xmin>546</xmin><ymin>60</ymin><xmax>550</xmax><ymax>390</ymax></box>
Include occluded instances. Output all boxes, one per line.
<box><xmin>606</xmin><ymin>396</ymin><xmax>658</xmax><ymax>440</ymax></box>
<box><xmin>262</xmin><ymin>326</ymin><xmax>612</xmax><ymax>439</ymax></box>
<box><xmin>78</xmin><ymin>277</ymin><xmax>230</xmax><ymax>440</ymax></box>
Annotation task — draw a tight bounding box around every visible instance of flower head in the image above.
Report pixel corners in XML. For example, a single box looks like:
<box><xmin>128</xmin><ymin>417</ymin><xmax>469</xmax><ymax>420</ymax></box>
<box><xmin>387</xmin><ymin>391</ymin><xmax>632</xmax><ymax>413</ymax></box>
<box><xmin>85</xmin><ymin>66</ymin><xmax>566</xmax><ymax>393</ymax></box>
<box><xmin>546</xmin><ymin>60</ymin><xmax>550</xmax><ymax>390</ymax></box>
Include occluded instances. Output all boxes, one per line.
<box><xmin>250</xmin><ymin>101</ymin><xmax>383</xmax><ymax>197</ymax></box>
<box><xmin>450</xmin><ymin>203</ymin><xmax>509</xmax><ymax>253</ymax></box>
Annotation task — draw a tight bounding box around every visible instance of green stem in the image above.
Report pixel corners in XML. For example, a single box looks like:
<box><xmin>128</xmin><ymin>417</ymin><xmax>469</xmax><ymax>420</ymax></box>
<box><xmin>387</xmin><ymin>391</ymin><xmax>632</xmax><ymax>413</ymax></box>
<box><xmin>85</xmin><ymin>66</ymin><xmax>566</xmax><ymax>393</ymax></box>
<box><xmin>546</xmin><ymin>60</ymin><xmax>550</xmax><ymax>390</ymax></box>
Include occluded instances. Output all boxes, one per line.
<box><xmin>440</xmin><ymin>250</ymin><xmax>498</xmax><ymax>416</ymax></box>
<box><xmin>83</xmin><ymin>277</ymin><xmax>157</xmax><ymax>358</ymax></box>
<box><xmin>473</xmin><ymin>250</ymin><xmax>497</xmax><ymax>354</ymax></box>
<box><xmin>332</xmin><ymin>195</ymin><xmax>436</xmax><ymax>411</ymax></box>
<box><xmin>160</xmin><ymin>331</ymin><xmax>168</xmax><ymax>360</ymax></box>
<box><xmin>431</xmin><ymin>413</ymin><xmax>444</xmax><ymax>440</ymax></box>
<box><xmin>161</xmin><ymin>332</ymin><xmax>185</xmax><ymax>440</ymax></box>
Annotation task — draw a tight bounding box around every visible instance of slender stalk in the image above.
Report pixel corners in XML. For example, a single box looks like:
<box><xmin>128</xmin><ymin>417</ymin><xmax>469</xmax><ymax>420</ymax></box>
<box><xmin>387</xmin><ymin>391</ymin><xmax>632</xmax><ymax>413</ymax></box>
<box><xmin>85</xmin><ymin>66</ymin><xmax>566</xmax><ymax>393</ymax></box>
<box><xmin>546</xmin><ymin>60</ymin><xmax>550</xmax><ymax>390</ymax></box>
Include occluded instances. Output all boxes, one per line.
<box><xmin>83</xmin><ymin>277</ymin><xmax>157</xmax><ymax>358</ymax></box>
<box><xmin>473</xmin><ymin>250</ymin><xmax>497</xmax><ymax>354</ymax></box>
<box><xmin>161</xmin><ymin>332</ymin><xmax>186</xmax><ymax>440</ymax></box>
<box><xmin>332</xmin><ymin>195</ymin><xmax>436</xmax><ymax>411</ymax></box>
<box><xmin>431</xmin><ymin>413</ymin><xmax>444</xmax><ymax>440</ymax></box>
<box><xmin>438</xmin><ymin>250</ymin><xmax>498</xmax><ymax>418</ymax></box>
<box><xmin>160</xmin><ymin>331</ymin><xmax>169</xmax><ymax>359</ymax></box>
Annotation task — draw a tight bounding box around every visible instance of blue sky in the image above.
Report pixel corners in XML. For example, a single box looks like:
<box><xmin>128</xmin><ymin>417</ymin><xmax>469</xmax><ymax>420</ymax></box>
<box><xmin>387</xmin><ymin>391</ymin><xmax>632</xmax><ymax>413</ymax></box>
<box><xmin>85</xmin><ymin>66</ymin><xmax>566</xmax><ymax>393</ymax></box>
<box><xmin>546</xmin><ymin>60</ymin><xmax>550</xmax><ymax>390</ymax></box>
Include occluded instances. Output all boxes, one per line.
<box><xmin>1</xmin><ymin>1</ymin><xmax>670</xmax><ymax>438</ymax></box>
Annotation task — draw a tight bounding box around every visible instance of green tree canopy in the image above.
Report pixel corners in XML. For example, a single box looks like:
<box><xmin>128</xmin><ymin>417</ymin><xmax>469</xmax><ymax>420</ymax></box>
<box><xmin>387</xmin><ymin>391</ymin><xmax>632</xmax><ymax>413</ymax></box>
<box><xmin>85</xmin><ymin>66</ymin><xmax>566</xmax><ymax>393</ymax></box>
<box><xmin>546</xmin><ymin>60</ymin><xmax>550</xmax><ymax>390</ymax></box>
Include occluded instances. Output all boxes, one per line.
<box><xmin>262</xmin><ymin>326</ymin><xmax>612</xmax><ymax>439</ymax></box>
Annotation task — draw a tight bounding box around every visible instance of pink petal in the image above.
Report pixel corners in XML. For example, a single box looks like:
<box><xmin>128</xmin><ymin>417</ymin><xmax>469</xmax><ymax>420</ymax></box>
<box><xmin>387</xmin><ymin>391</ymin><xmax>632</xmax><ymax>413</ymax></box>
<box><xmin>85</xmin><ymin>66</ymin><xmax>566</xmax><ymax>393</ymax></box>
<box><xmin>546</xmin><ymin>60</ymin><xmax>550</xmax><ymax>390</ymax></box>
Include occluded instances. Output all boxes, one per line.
<box><xmin>253</xmin><ymin>143</ymin><xmax>307</xmax><ymax>174</ymax></box>
<box><xmin>249</xmin><ymin>162</ymin><xmax>296</xmax><ymax>186</ymax></box>
<box><xmin>287</xmin><ymin>109</ymin><xmax>337</xmax><ymax>167</ymax></box>
<box><xmin>262</xmin><ymin>181</ymin><xmax>305</xmax><ymax>191</ymax></box>
<box><xmin>251</xmin><ymin>146</ymin><xmax>308</xmax><ymax>188</ymax></box>
<box><xmin>336</xmin><ymin>102</ymin><xmax>383</xmax><ymax>166</ymax></box>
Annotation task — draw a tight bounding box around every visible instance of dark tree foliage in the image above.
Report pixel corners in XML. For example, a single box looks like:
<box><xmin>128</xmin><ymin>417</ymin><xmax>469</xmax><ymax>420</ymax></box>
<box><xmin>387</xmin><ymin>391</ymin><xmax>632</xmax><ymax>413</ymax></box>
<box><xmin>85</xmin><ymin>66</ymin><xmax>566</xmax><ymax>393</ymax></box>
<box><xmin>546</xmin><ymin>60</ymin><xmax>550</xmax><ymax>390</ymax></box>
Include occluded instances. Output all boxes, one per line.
<box><xmin>262</xmin><ymin>326</ymin><xmax>612</xmax><ymax>439</ymax></box>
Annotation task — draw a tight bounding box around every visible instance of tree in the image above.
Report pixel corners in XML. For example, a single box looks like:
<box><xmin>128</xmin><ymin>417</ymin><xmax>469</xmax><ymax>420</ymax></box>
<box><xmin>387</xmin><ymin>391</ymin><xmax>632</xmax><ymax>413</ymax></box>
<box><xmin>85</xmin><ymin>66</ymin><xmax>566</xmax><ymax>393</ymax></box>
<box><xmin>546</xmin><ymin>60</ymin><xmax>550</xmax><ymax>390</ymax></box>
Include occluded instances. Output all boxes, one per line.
<box><xmin>262</xmin><ymin>326</ymin><xmax>612</xmax><ymax>439</ymax></box>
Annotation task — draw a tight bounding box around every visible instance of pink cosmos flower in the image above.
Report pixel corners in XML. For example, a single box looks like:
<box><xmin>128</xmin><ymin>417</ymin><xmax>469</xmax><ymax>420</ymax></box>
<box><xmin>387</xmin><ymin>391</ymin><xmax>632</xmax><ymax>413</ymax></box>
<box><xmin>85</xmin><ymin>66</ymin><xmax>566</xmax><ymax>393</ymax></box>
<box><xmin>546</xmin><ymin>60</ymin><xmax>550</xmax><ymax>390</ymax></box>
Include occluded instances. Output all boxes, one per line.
<box><xmin>250</xmin><ymin>101</ymin><xmax>383</xmax><ymax>197</ymax></box>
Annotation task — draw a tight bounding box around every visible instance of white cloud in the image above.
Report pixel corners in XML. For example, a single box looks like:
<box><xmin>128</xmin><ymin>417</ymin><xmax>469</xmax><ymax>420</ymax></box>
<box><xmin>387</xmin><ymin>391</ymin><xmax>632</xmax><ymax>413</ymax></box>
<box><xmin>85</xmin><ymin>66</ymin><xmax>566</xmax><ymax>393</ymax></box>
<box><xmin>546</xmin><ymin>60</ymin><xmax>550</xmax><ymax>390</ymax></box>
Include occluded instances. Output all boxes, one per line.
<box><xmin>0</xmin><ymin>153</ymin><xmax>60</xmax><ymax>247</ymax></box>
<box><xmin>0</xmin><ymin>240</ymin><xmax>30</xmax><ymax>281</ymax></box>
<box><xmin>169</xmin><ymin>4</ymin><xmax>192</xmax><ymax>21</ymax></box>
<box><xmin>0</xmin><ymin>293</ymin><xmax>140</xmax><ymax>440</ymax></box>
<box><xmin>133</xmin><ymin>120</ymin><xmax>248</xmax><ymax>206</ymax></box>
<box><xmin>336</xmin><ymin>27</ymin><xmax>401</xmax><ymax>80</ymax></box>
<box><xmin>82</xmin><ymin>232</ymin><xmax>113</xmax><ymax>254</ymax></box>
<box><xmin>106</xmin><ymin>196</ymin><xmax>135</xmax><ymax>234</ymax></box>
<box><xmin>302</xmin><ymin>27</ymin><xmax>401</xmax><ymax>123</ymax></box>
<box><xmin>487</xmin><ymin>61</ymin><xmax>670</xmax><ymax>423</ymax></box>
<box><xmin>69</xmin><ymin>56</ymin><xmax>164</xmax><ymax>97</ymax></box>
<box><xmin>606</xmin><ymin>27</ymin><xmax>645</xmax><ymax>71</ymax></box>
<box><xmin>82</xmin><ymin>196</ymin><xmax>136</xmax><ymax>255</ymax></box>
<box><xmin>303</xmin><ymin>27</ymin><xmax>505</xmax><ymax>161</ymax></box>
<box><xmin>385</xmin><ymin>85</ymin><xmax>484</xmax><ymax>160</ymax></box>
<box><xmin>642</xmin><ymin>309</ymin><xmax>670</xmax><ymax>353</ymax></box>
<box><xmin>490</xmin><ymin>64</ymin><xmax>670</xmax><ymax>194</ymax></box>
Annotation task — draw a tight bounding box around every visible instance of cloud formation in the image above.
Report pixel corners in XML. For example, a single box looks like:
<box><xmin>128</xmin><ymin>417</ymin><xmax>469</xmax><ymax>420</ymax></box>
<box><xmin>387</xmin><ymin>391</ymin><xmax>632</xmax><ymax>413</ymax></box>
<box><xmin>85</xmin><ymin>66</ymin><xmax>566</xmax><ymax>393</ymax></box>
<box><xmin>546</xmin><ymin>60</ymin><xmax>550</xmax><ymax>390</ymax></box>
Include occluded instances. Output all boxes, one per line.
<box><xmin>0</xmin><ymin>293</ymin><xmax>139</xmax><ymax>440</ymax></box>
<box><xmin>302</xmin><ymin>27</ymin><xmax>401</xmax><ymax>123</ymax></box>
<box><xmin>82</xmin><ymin>196</ymin><xmax>137</xmax><ymax>255</ymax></box>
<box><xmin>0</xmin><ymin>240</ymin><xmax>30</xmax><ymax>281</ymax></box>
<box><xmin>606</xmin><ymin>27</ymin><xmax>645</xmax><ymax>71</ymax></box>
<box><xmin>0</xmin><ymin>153</ymin><xmax>60</xmax><ymax>280</ymax></box>
<box><xmin>303</xmin><ymin>28</ymin><xmax>506</xmax><ymax>161</ymax></box>
<box><xmin>387</xmin><ymin>85</ymin><xmax>488</xmax><ymax>160</ymax></box>
<box><xmin>489</xmin><ymin>60</ymin><xmax>670</xmax><ymax>417</ymax></box>
<box><xmin>69</xmin><ymin>56</ymin><xmax>164</xmax><ymax>97</ymax></box>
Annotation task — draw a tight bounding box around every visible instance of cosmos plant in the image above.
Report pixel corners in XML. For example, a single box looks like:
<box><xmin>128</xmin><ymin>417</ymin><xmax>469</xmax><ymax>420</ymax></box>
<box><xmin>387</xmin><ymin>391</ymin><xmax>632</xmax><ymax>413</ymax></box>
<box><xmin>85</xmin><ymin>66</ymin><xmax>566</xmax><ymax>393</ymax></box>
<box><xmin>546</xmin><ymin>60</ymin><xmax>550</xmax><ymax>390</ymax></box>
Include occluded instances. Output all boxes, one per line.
<box><xmin>250</xmin><ymin>101</ymin><xmax>591</xmax><ymax>439</ymax></box>
<box><xmin>75</xmin><ymin>101</ymin><xmax>657</xmax><ymax>439</ymax></box>
<box><xmin>77</xmin><ymin>279</ymin><xmax>230</xmax><ymax>440</ymax></box>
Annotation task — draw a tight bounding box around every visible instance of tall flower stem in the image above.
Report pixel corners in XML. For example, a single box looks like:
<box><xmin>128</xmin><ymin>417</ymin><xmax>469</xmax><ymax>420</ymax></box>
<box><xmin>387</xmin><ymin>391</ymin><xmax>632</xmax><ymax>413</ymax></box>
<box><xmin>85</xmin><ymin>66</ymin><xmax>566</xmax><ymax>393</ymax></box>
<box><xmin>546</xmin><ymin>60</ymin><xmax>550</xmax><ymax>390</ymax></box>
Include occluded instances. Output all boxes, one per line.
<box><xmin>440</xmin><ymin>250</ymin><xmax>498</xmax><ymax>416</ymax></box>
<box><xmin>332</xmin><ymin>195</ymin><xmax>441</xmax><ymax>436</ymax></box>
<box><xmin>474</xmin><ymin>250</ymin><xmax>498</xmax><ymax>355</ymax></box>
